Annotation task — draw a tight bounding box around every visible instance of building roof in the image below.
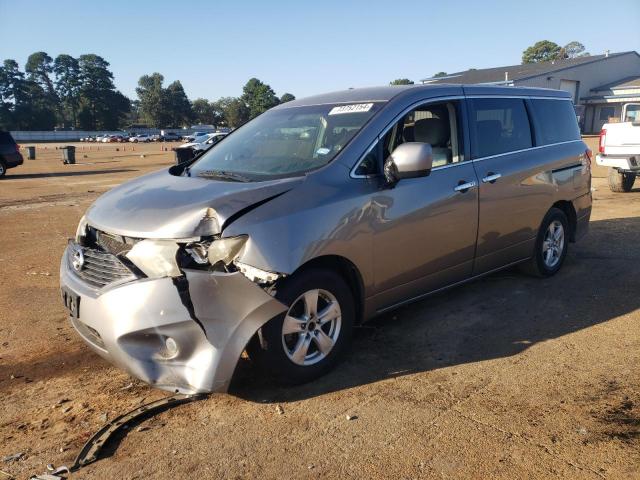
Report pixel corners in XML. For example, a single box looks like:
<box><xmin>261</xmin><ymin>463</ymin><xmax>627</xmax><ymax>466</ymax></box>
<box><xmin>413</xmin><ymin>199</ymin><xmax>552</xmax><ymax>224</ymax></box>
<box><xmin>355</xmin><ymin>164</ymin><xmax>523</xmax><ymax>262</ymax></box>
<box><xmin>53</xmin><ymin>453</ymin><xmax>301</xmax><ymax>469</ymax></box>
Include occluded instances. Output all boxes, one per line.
<box><xmin>592</xmin><ymin>75</ymin><xmax>640</xmax><ymax>92</ymax></box>
<box><xmin>421</xmin><ymin>51</ymin><xmax>639</xmax><ymax>84</ymax></box>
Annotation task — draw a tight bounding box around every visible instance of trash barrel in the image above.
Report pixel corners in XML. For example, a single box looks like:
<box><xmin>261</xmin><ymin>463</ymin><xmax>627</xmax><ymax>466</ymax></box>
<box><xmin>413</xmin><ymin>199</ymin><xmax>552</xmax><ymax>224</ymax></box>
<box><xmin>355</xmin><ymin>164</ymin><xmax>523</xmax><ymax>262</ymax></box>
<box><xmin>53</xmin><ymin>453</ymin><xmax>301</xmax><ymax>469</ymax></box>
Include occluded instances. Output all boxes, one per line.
<box><xmin>61</xmin><ymin>146</ymin><xmax>76</xmax><ymax>164</ymax></box>
<box><xmin>175</xmin><ymin>147</ymin><xmax>195</xmax><ymax>165</ymax></box>
<box><xmin>26</xmin><ymin>146</ymin><xmax>36</xmax><ymax>160</ymax></box>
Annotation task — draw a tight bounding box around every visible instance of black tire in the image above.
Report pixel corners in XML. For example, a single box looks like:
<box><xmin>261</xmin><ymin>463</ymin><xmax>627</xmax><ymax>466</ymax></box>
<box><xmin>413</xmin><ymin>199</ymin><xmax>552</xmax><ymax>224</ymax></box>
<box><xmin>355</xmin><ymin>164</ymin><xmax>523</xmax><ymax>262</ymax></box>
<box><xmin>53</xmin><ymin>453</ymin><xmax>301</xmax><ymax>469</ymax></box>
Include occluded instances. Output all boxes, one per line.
<box><xmin>247</xmin><ymin>268</ymin><xmax>355</xmax><ymax>385</ymax></box>
<box><xmin>519</xmin><ymin>207</ymin><xmax>569</xmax><ymax>277</ymax></box>
<box><xmin>608</xmin><ymin>168</ymin><xmax>635</xmax><ymax>193</ymax></box>
<box><xmin>0</xmin><ymin>160</ymin><xmax>6</xmax><ymax>178</ymax></box>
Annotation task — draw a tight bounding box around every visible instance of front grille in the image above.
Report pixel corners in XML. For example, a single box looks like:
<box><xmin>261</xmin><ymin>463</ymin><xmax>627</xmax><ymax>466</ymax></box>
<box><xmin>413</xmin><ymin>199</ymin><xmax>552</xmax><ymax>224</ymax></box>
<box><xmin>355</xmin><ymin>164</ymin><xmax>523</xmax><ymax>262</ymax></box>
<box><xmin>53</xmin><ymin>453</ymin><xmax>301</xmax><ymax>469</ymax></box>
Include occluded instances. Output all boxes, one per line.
<box><xmin>69</xmin><ymin>245</ymin><xmax>138</xmax><ymax>289</ymax></box>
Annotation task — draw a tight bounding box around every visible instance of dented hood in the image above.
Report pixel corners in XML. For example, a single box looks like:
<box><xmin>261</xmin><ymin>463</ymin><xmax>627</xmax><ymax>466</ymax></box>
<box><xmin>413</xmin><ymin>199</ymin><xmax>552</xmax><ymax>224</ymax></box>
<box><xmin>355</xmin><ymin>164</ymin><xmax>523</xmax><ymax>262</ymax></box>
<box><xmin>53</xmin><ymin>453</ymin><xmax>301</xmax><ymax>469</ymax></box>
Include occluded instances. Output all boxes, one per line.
<box><xmin>85</xmin><ymin>168</ymin><xmax>301</xmax><ymax>239</ymax></box>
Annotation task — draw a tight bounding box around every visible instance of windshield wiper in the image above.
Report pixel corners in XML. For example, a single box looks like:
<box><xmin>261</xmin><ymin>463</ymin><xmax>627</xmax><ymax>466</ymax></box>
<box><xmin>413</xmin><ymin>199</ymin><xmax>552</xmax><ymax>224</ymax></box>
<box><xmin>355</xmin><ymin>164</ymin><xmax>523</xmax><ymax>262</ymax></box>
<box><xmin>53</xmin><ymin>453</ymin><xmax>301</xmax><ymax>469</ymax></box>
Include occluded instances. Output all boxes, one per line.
<box><xmin>197</xmin><ymin>170</ymin><xmax>251</xmax><ymax>182</ymax></box>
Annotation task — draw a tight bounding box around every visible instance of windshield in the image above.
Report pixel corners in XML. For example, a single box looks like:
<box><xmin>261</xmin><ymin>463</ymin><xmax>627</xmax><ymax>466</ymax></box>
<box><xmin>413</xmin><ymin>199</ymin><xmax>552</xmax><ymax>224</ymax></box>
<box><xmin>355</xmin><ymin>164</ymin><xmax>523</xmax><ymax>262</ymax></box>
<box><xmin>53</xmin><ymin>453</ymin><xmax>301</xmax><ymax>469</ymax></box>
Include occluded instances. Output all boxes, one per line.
<box><xmin>187</xmin><ymin>102</ymin><xmax>382</xmax><ymax>180</ymax></box>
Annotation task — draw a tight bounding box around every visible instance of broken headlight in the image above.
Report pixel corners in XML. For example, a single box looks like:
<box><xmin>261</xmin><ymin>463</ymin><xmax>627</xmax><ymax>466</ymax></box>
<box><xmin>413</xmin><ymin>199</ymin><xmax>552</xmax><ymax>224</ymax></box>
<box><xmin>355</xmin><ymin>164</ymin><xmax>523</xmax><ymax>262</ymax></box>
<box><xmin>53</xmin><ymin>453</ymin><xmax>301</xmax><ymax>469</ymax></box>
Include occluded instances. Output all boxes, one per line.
<box><xmin>75</xmin><ymin>215</ymin><xmax>88</xmax><ymax>243</ymax></box>
<box><xmin>184</xmin><ymin>235</ymin><xmax>248</xmax><ymax>267</ymax></box>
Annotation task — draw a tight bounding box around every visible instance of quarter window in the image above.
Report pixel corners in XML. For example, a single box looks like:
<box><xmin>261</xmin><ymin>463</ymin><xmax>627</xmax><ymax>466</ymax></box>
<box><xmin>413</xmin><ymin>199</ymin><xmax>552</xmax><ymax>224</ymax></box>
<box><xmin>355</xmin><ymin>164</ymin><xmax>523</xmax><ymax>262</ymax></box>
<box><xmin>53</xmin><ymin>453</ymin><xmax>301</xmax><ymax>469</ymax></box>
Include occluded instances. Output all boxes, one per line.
<box><xmin>470</xmin><ymin>98</ymin><xmax>532</xmax><ymax>158</ymax></box>
<box><xmin>530</xmin><ymin>99</ymin><xmax>581</xmax><ymax>145</ymax></box>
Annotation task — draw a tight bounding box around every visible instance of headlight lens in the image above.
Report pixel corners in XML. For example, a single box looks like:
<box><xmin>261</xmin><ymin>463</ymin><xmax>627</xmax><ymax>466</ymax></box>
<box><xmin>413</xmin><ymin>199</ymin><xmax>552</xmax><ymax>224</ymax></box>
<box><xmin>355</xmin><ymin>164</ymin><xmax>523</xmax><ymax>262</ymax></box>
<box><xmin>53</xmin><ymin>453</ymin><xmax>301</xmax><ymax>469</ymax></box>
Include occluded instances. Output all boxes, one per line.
<box><xmin>207</xmin><ymin>236</ymin><xmax>248</xmax><ymax>265</ymax></box>
<box><xmin>126</xmin><ymin>239</ymin><xmax>181</xmax><ymax>277</ymax></box>
<box><xmin>185</xmin><ymin>235</ymin><xmax>248</xmax><ymax>267</ymax></box>
<box><xmin>75</xmin><ymin>215</ymin><xmax>88</xmax><ymax>242</ymax></box>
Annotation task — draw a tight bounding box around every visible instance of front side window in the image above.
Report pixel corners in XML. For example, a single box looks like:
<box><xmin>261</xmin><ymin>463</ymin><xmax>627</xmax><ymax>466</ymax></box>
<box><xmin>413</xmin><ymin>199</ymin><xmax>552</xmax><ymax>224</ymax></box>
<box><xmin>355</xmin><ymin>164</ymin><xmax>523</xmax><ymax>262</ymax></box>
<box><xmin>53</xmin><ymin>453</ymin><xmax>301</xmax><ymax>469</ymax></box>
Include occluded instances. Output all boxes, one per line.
<box><xmin>354</xmin><ymin>100</ymin><xmax>464</xmax><ymax>176</ymax></box>
<box><xmin>189</xmin><ymin>103</ymin><xmax>382</xmax><ymax>181</ymax></box>
<box><xmin>530</xmin><ymin>99</ymin><xmax>581</xmax><ymax>145</ymax></box>
<box><xmin>470</xmin><ymin>98</ymin><xmax>532</xmax><ymax>158</ymax></box>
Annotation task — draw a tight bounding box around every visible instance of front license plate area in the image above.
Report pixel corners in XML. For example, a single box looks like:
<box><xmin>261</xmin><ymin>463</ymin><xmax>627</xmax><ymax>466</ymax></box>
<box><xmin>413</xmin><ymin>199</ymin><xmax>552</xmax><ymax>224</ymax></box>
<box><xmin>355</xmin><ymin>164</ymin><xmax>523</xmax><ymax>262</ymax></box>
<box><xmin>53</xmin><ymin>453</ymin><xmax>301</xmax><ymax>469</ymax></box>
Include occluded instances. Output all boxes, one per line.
<box><xmin>61</xmin><ymin>287</ymin><xmax>80</xmax><ymax>319</ymax></box>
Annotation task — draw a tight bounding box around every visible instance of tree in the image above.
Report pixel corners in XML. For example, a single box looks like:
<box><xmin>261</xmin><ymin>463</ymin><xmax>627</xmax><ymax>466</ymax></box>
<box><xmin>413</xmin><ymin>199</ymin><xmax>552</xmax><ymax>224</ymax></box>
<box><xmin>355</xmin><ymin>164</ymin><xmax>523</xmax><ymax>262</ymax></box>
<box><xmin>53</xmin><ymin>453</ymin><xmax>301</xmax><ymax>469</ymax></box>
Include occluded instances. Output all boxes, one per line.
<box><xmin>433</xmin><ymin>72</ymin><xmax>448</xmax><ymax>78</ymax></box>
<box><xmin>77</xmin><ymin>54</ymin><xmax>129</xmax><ymax>130</ymax></box>
<box><xmin>0</xmin><ymin>59</ymin><xmax>57</xmax><ymax>130</ymax></box>
<box><xmin>25</xmin><ymin>52</ymin><xmax>56</xmax><ymax>98</ymax></box>
<box><xmin>241</xmin><ymin>78</ymin><xmax>279</xmax><ymax>119</ymax></box>
<box><xmin>192</xmin><ymin>98</ymin><xmax>213</xmax><ymax>124</ymax></box>
<box><xmin>136</xmin><ymin>72</ymin><xmax>169</xmax><ymax>128</ymax></box>
<box><xmin>137</xmin><ymin>74</ymin><xmax>194</xmax><ymax>128</ymax></box>
<box><xmin>217</xmin><ymin>96</ymin><xmax>249</xmax><ymax>128</ymax></box>
<box><xmin>522</xmin><ymin>40</ymin><xmax>562</xmax><ymax>64</ymax></box>
<box><xmin>390</xmin><ymin>78</ymin><xmax>414</xmax><ymax>85</ymax></box>
<box><xmin>165</xmin><ymin>80</ymin><xmax>193</xmax><ymax>127</ymax></box>
<box><xmin>0</xmin><ymin>60</ymin><xmax>25</xmax><ymax>128</ymax></box>
<box><xmin>561</xmin><ymin>41</ymin><xmax>589</xmax><ymax>59</ymax></box>
<box><xmin>53</xmin><ymin>54</ymin><xmax>81</xmax><ymax>127</ymax></box>
<box><xmin>280</xmin><ymin>93</ymin><xmax>295</xmax><ymax>103</ymax></box>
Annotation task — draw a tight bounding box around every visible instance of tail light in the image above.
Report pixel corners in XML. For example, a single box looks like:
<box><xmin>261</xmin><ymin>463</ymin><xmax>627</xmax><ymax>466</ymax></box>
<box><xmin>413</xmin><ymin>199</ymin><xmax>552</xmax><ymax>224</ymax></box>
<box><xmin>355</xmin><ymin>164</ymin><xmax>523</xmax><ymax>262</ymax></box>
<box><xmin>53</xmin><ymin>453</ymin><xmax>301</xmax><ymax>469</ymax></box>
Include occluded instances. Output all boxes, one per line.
<box><xmin>15</xmin><ymin>144</ymin><xmax>20</xmax><ymax>153</ymax></box>
<box><xmin>598</xmin><ymin>129</ymin><xmax>607</xmax><ymax>154</ymax></box>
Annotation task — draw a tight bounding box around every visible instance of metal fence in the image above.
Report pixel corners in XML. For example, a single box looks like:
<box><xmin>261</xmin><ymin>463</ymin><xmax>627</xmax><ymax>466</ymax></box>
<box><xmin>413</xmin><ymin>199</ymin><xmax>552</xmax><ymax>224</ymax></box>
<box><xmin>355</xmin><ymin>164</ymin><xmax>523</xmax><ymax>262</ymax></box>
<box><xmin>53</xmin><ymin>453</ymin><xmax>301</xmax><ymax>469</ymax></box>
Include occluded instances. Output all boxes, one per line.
<box><xmin>10</xmin><ymin>128</ymin><xmax>217</xmax><ymax>142</ymax></box>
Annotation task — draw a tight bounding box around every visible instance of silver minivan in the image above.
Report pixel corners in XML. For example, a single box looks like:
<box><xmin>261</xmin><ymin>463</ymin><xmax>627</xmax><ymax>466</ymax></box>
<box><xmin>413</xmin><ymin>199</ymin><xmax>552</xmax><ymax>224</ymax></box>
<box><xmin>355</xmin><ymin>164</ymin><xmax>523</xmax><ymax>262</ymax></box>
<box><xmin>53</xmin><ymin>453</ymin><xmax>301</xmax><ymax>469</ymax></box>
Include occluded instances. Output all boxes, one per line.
<box><xmin>60</xmin><ymin>85</ymin><xmax>592</xmax><ymax>394</ymax></box>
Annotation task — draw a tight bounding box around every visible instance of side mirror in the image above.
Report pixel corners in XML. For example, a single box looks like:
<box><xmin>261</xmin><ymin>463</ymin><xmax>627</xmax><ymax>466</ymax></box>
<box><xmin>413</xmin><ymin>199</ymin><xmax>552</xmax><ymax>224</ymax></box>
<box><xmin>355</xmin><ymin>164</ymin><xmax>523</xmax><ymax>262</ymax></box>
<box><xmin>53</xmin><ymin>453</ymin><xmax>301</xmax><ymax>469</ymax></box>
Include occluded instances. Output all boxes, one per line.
<box><xmin>384</xmin><ymin>142</ymin><xmax>433</xmax><ymax>186</ymax></box>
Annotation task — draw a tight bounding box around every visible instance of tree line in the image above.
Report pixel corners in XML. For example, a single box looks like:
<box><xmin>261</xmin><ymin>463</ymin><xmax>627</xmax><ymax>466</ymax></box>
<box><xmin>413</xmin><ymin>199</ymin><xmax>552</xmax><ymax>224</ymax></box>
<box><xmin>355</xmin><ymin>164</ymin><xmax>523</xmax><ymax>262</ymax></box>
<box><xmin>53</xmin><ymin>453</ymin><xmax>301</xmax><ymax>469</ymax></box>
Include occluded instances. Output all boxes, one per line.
<box><xmin>0</xmin><ymin>51</ymin><xmax>295</xmax><ymax>131</ymax></box>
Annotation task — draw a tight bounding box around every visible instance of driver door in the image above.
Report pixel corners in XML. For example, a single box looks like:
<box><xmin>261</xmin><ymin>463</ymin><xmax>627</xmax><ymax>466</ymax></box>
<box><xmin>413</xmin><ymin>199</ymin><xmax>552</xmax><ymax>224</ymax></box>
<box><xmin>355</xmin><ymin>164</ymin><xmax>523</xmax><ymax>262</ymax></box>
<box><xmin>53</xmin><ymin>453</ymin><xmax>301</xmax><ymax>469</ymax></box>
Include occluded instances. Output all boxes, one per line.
<box><xmin>369</xmin><ymin>99</ymin><xmax>479</xmax><ymax>311</ymax></box>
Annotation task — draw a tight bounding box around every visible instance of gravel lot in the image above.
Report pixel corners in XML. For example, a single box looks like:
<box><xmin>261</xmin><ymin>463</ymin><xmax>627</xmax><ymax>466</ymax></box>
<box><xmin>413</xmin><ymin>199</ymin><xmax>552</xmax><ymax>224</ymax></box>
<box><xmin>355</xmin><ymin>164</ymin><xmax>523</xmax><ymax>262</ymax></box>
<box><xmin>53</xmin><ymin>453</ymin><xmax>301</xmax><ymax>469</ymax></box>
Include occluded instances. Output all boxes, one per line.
<box><xmin>0</xmin><ymin>140</ymin><xmax>638</xmax><ymax>479</ymax></box>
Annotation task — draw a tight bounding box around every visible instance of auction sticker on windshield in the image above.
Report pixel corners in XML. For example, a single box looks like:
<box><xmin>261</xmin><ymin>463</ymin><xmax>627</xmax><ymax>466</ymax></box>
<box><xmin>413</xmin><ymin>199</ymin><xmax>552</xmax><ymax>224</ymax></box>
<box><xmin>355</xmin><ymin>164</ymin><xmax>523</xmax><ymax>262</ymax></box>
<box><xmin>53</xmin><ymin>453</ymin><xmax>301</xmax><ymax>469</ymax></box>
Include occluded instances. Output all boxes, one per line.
<box><xmin>329</xmin><ymin>103</ymin><xmax>374</xmax><ymax>115</ymax></box>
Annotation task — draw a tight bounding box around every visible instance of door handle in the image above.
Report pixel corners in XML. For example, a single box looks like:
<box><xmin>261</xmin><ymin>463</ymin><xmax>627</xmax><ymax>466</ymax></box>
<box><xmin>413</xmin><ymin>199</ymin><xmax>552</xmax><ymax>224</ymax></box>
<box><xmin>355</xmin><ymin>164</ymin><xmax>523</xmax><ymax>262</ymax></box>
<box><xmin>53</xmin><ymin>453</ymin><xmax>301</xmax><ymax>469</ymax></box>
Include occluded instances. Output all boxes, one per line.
<box><xmin>454</xmin><ymin>180</ymin><xmax>477</xmax><ymax>192</ymax></box>
<box><xmin>482</xmin><ymin>172</ymin><xmax>502</xmax><ymax>183</ymax></box>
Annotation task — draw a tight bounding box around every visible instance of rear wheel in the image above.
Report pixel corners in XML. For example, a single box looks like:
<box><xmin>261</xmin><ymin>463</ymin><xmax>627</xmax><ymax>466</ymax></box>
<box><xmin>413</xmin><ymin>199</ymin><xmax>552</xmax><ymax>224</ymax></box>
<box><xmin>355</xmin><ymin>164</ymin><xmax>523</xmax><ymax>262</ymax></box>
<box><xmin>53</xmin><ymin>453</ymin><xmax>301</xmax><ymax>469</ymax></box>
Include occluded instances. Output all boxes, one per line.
<box><xmin>519</xmin><ymin>207</ymin><xmax>569</xmax><ymax>277</ymax></box>
<box><xmin>247</xmin><ymin>268</ymin><xmax>354</xmax><ymax>385</ymax></box>
<box><xmin>608</xmin><ymin>168</ymin><xmax>635</xmax><ymax>192</ymax></box>
<box><xmin>0</xmin><ymin>160</ymin><xmax>6</xmax><ymax>178</ymax></box>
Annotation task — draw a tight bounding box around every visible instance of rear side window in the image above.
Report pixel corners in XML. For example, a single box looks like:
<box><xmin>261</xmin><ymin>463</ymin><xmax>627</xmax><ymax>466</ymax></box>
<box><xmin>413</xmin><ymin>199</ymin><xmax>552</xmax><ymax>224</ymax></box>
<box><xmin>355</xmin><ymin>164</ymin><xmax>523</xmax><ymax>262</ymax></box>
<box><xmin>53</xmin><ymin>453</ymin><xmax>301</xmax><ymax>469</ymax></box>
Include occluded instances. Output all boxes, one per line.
<box><xmin>0</xmin><ymin>132</ymin><xmax>15</xmax><ymax>145</ymax></box>
<box><xmin>470</xmin><ymin>98</ymin><xmax>532</xmax><ymax>158</ymax></box>
<box><xmin>530</xmin><ymin>99</ymin><xmax>580</xmax><ymax>145</ymax></box>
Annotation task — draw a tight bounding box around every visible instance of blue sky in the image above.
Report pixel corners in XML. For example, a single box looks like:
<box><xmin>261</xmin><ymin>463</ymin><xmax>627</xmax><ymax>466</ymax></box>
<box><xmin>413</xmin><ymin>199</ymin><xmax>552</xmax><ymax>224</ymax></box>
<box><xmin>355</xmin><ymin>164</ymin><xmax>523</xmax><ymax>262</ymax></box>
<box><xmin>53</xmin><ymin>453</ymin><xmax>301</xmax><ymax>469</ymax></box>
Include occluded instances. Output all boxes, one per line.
<box><xmin>1</xmin><ymin>0</ymin><xmax>638</xmax><ymax>101</ymax></box>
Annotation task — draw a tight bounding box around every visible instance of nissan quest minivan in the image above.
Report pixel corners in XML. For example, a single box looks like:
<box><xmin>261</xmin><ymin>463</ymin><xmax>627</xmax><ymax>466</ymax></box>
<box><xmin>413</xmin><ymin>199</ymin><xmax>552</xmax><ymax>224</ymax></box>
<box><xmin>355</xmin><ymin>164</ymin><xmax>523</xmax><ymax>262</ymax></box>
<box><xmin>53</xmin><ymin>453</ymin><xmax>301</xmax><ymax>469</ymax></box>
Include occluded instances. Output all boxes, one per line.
<box><xmin>60</xmin><ymin>85</ymin><xmax>592</xmax><ymax>394</ymax></box>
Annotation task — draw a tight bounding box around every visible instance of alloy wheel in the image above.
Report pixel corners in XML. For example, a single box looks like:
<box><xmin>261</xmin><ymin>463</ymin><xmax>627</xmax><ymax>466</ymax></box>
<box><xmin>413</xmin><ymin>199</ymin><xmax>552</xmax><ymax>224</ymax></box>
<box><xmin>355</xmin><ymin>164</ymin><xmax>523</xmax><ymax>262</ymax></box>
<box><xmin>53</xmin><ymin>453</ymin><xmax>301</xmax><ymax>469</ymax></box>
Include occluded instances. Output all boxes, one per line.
<box><xmin>281</xmin><ymin>289</ymin><xmax>342</xmax><ymax>366</ymax></box>
<box><xmin>542</xmin><ymin>220</ymin><xmax>564</xmax><ymax>268</ymax></box>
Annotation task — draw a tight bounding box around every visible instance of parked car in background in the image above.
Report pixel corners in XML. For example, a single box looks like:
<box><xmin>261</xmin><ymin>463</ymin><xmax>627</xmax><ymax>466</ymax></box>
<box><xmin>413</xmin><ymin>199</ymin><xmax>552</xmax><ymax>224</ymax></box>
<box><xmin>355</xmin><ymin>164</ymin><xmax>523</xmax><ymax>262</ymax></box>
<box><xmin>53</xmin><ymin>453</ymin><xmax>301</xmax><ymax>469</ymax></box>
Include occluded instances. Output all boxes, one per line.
<box><xmin>60</xmin><ymin>85</ymin><xmax>592</xmax><ymax>394</ymax></box>
<box><xmin>182</xmin><ymin>131</ymin><xmax>208</xmax><ymax>142</ymax></box>
<box><xmin>0</xmin><ymin>131</ymin><xmax>24</xmax><ymax>178</ymax></box>
<box><xmin>192</xmin><ymin>132</ymin><xmax>227</xmax><ymax>151</ymax></box>
<box><xmin>160</xmin><ymin>132</ymin><xmax>181</xmax><ymax>142</ymax></box>
<box><xmin>177</xmin><ymin>132</ymin><xmax>227</xmax><ymax>151</ymax></box>
<box><xmin>129</xmin><ymin>134</ymin><xmax>152</xmax><ymax>143</ymax></box>
<box><xmin>596</xmin><ymin>103</ymin><xmax>640</xmax><ymax>192</ymax></box>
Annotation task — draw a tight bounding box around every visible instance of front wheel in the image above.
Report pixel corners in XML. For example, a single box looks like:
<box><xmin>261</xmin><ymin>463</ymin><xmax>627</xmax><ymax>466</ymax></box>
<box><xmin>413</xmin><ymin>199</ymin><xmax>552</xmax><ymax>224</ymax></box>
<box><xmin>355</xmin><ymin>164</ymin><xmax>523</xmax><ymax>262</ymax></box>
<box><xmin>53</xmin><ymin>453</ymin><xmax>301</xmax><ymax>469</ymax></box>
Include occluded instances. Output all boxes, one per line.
<box><xmin>247</xmin><ymin>268</ymin><xmax>354</xmax><ymax>385</ymax></box>
<box><xmin>608</xmin><ymin>168</ymin><xmax>635</xmax><ymax>192</ymax></box>
<box><xmin>0</xmin><ymin>160</ymin><xmax>6</xmax><ymax>178</ymax></box>
<box><xmin>519</xmin><ymin>207</ymin><xmax>569</xmax><ymax>277</ymax></box>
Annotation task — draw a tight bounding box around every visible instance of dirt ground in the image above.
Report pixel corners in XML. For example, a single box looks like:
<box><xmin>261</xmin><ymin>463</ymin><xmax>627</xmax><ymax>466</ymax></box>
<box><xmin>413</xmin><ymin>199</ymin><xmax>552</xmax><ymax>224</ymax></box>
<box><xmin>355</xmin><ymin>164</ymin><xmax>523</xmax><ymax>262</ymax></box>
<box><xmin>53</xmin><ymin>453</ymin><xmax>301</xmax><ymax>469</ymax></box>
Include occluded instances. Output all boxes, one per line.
<box><xmin>0</xmin><ymin>139</ymin><xmax>638</xmax><ymax>479</ymax></box>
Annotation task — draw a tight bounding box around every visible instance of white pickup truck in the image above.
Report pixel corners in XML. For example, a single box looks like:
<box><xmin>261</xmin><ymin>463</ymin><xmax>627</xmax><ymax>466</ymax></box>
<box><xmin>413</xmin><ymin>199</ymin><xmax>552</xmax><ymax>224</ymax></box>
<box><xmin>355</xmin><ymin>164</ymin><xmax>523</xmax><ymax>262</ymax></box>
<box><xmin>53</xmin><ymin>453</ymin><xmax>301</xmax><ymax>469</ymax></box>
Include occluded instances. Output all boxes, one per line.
<box><xmin>596</xmin><ymin>103</ymin><xmax>640</xmax><ymax>192</ymax></box>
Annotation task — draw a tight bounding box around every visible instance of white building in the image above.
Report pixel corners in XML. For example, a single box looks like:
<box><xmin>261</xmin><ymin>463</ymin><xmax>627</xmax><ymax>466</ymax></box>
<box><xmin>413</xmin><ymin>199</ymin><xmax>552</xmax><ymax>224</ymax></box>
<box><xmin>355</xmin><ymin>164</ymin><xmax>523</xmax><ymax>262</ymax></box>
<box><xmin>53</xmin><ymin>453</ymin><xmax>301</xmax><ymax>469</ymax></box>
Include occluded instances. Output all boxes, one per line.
<box><xmin>421</xmin><ymin>51</ymin><xmax>640</xmax><ymax>133</ymax></box>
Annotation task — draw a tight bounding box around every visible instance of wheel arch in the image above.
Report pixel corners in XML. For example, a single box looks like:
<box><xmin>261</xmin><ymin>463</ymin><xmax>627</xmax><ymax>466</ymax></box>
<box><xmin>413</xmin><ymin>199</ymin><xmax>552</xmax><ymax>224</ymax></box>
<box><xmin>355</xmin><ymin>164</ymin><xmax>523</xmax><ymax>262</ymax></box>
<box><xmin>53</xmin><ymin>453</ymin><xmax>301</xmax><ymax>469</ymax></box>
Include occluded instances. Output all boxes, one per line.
<box><xmin>551</xmin><ymin>200</ymin><xmax>577</xmax><ymax>242</ymax></box>
<box><xmin>291</xmin><ymin>255</ymin><xmax>365</xmax><ymax>324</ymax></box>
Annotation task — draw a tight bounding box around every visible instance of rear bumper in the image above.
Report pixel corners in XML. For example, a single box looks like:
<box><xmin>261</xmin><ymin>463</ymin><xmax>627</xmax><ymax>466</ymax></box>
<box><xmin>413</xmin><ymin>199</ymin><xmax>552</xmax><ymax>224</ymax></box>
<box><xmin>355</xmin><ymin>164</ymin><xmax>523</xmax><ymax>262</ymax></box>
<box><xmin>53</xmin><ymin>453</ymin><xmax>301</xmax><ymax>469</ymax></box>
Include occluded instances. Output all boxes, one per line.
<box><xmin>596</xmin><ymin>154</ymin><xmax>640</xmax><ymax>172</ymax></box>
<box><xmin>2</xmin><ymin>152</ymin><xmax>23</xmax><ymax>168</ymax></box>
<box><xmin>60</xmin><ymin>245</ymin><xmax>287</xmax><ymax>393</ymax></box>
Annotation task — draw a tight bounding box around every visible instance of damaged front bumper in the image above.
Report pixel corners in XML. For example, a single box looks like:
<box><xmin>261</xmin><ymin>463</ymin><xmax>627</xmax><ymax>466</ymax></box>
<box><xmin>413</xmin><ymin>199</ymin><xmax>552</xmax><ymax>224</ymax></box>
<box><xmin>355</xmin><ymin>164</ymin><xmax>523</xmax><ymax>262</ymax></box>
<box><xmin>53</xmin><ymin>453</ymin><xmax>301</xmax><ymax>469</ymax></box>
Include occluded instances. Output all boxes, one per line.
<box><xmin>60</xmin><ymin>244</ymin><xmax>287</xmax><ymax>394</ymax></box>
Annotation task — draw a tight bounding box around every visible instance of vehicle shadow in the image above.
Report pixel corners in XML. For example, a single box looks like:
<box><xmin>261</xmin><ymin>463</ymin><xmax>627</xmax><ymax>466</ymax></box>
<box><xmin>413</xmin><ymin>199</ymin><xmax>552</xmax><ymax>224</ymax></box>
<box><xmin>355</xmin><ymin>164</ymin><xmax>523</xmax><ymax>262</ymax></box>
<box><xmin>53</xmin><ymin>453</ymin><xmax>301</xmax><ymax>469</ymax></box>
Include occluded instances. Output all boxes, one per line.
<box><xmin>5</xmin><ymin>169</ymin><xmax>135</xmax><ymax>180</ymax></box>
<box><xmin>231</xmin><ymin>216</ymin><xmax>640</xmax><ymax>402</ymax></box>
